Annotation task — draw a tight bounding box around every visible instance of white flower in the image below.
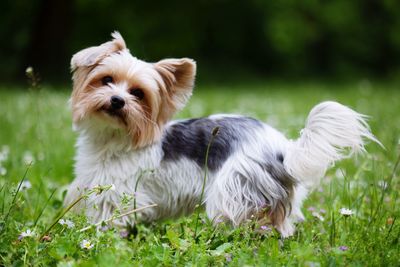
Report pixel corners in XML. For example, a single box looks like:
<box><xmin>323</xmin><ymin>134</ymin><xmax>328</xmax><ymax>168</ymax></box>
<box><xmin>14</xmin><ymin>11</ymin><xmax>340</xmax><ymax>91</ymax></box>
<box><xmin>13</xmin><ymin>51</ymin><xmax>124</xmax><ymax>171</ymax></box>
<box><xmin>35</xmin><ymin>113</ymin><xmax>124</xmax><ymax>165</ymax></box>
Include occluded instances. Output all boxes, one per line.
<box><xmin>0</xmin><ymin>166</ymin><xmax>7</xmax><ymax>176</ymax></box>
<box><xmin>0</xmin><ymin>153</ymin><xmax>7</xmax><ymax>163</ymax></box>
<box><xmin>19</xmin><ymin>229</ymin><xmax>35</xmax><ymax>240</ymax></box>
<box><xmin>23</xmin><ymin>151</ymin><xmax>35</xmax><ymax>165</ymax></box>
<box><xmin>21</xmin><ymin>180</ymin><xmax>32</xmax><ymax>190</ymax></box>
<box><xmin>0</xmin><ymin>145</ymin><xmax>9</xmax><ymax>162</ymax></box>
<box><xmin>26</xmin><ymin>66</ymin><xmax>34</xmax><ymax>75</ymax></box>
<box><xmin>80</xmin><ymin>239</ymin><xmax>94</xmax><ymax>250</ymax></box>
<box><xmin>312</xmin><ymin>211</ymin><xmax>325</xmax><ymax>221</ymax></box>
<box><xmin>340</xmin><ymin>208</ymin><xmax>353</xmax><ymax>216</ymax></box>
<box><xmin>59</xmin><ymin>219</ymin><xmax>75</xmax><ymax>228</ymax></box>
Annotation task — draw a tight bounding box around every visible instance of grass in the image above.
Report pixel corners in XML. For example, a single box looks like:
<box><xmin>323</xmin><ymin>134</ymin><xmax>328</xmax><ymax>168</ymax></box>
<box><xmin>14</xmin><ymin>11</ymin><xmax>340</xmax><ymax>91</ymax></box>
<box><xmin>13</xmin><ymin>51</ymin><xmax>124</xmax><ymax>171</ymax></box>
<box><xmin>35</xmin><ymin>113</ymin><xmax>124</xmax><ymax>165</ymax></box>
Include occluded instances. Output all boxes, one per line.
<box><xmin>0</xmin><ymin>80</ymin><xmax>399</xmax><ymax>266</ymax></box>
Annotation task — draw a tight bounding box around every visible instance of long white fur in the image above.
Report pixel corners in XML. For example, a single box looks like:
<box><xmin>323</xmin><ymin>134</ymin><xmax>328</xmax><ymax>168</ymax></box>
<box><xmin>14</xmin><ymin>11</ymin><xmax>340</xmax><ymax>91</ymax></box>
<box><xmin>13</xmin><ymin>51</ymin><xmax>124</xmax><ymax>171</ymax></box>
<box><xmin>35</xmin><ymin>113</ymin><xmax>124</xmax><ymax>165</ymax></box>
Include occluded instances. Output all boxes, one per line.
<box><xmin>284</xmin><ymin>101</ymin><xmax>381</xmax><ymax>188</ymax></box>
<box><xmin>205</xmin><ymin>124</ymin><xmax>289</xmax><ymax>225</ymax></box>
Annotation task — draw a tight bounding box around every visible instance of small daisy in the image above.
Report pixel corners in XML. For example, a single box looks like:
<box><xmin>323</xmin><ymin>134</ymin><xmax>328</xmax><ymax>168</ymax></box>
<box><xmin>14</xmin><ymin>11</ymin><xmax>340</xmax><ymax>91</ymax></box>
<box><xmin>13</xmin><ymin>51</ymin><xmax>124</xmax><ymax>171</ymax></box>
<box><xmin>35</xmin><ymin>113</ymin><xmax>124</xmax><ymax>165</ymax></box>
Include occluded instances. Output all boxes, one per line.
<box><xmin>307</xmin><ymin>206</ymin><xmax>316</xmax><ymax>212</ymax></box>
<box><xmin>59</xmin><ymin>219</ymin><xmax>75</xmax><ymax>229</ymax></box>
<box><xmin>23</xmin><ymin>151</ymin><xmax>35</xmax><ymax>165</ymax></box>
<box><xmin>0</xmin><ymin>153</ymin><xmax>7</xmax><ymax>163</ymax></box>
<box><xmin>20</xmin><ymin>180</ymin><xmax>32</xmax><ymax>190</ymax></box>
<box><xmin>340</xmin><ymin>208</ymin><xmax>353</xmax><ymax>216</ymax></box>
<box><xmin>312</xmin><ymin>211</ymin><xmax>325</xmax><ymax>221</ymax></box>
<box><xmin>260</xmin><ymin>225</ymin><xmax>271</xmax><ymax>231</ymax></box>
<box><xmin>80</xmin><ymin>239</ymin><xmax>94</xmax><ymax>250</ymax></box>
<box><xmin>0</xmin><ymin>145</ymin><xmax>9</xmax><ymax>162</ymax></box>
<box><xmin>0</xmin><ymin>166</ymin><xmax>7</xmax><ymax>176</ymax></box>
<box><xmin>26</xmin><ymin>66</ymin><xmax>34</xmax><ymax>75</ymax></box>
<box><xmin>18</xmin><ymin>229</ymin><xmax>35</xmax><ymax>240</ymax></box>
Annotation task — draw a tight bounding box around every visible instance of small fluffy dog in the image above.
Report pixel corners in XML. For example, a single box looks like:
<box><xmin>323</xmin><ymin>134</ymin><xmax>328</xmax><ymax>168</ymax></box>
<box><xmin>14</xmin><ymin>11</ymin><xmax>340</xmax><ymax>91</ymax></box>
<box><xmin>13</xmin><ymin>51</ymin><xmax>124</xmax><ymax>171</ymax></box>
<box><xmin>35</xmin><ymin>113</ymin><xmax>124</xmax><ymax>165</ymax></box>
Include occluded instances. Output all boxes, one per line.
<box><xmin>65</xmin><ymin>32</ymin><xmax>378</xmax><ymax>237</ymax></box>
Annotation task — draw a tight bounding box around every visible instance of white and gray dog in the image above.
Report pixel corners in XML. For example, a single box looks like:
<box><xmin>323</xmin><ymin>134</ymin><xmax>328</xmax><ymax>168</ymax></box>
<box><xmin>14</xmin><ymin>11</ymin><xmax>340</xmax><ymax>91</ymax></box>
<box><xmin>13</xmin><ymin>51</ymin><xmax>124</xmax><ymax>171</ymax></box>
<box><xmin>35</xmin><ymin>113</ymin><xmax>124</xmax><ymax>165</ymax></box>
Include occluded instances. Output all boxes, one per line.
<box><xmin>65</xmin><ymin>32</ymin><xmax>378</xmax><ymax>237</ymax></box>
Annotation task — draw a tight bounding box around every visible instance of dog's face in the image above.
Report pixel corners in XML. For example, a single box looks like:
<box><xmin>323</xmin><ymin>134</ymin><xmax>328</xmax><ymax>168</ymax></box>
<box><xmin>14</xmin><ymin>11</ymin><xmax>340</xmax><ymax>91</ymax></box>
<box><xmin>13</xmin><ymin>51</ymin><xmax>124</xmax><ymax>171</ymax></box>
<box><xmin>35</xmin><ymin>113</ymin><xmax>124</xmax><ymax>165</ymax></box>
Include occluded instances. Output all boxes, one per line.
<box><xmin>70</xmin><ymin>32</ymin><xmax>196</xmax><ymax>148</ymax></box>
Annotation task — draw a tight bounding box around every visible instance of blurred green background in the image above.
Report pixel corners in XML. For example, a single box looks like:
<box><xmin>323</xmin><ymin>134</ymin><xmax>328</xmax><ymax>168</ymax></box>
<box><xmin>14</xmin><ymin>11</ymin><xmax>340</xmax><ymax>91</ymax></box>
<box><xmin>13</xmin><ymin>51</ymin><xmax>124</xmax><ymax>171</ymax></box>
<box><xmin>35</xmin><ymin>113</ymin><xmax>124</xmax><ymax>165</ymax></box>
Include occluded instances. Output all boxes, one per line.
<box><xmin>2</xmin><ymin>0</ymin><xmax>400</xmax><ymax>84</ymax></box>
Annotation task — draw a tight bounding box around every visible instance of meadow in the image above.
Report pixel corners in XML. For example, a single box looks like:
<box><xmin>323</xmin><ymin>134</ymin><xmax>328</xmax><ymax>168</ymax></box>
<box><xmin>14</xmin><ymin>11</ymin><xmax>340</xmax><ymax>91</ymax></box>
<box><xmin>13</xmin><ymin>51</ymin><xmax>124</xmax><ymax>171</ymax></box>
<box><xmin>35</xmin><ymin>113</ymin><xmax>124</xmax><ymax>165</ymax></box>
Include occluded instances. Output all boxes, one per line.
<box><xmin>0</xmin><ymin>80</ymin><xmax>399</xmax><ymax>266</ymax></box>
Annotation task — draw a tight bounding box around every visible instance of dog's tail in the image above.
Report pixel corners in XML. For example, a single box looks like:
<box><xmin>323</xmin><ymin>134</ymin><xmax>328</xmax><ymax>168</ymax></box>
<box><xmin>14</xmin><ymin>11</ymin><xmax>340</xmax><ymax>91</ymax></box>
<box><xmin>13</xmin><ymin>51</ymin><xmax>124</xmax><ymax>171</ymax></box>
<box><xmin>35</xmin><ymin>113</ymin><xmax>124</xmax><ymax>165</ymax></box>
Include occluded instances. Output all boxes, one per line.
<box><xmin>284</xmin><ymin>101</ymin><xmax>381</xmax><ymax>188</ymax></box>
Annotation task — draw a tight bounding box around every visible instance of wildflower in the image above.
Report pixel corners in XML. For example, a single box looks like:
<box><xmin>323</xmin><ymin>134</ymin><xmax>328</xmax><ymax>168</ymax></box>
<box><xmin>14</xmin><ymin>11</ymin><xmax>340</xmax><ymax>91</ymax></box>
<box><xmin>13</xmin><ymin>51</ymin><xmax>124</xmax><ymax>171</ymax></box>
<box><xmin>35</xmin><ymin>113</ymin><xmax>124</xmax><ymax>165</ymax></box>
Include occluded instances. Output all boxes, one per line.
<box><xmin>378</xmin><ymin>180</ymin><xmax>388</xmax><ymax>190</ymax></box>
<box><xmin>21</xmin><ymin>180</ymin><xmax>32</xmax><ymax>190</ymax></box>
<box><xmin>120</xmin><ymin>230</ymin><xmax>129</xmax><ymax>238</ymax></box>
<box><xmin>225</xmin><ymin>253</ymin><xmax>232</xmax><ymax>262</ymax></box>
<box><xmin>25</xmin><ymin>66</ymin><xmax>34</xmax><ymax>76</ymax></box>
<box><xmin>339</xmin><ymin>245</ymin><xmax>348</xmax><ymax>251</ymax></box>
<box><xmin>312</xmin><ymin>211</ymin><xmax>325</xmax><ymax>221</ymax></box>
<box><xmin>23</xmin><ymin>151</ymin><xmax>35</xmax><ymax>165</ymax></box>
<box><xmin>0</xmin><ymin>146</ymin><xmax>9</xmax><ymax>162</ymax></box>
<box><xmin>307</xmin><ymin>206</ymin><xmax>316</xmax><ymax>212</ymax></box>
<box><xmin>18</xmin><ymin>229</ymin><xmax>35</xmax><ymax>240</ymax></box>
<box><xmin>0</xmin><ymin>166</ymin><xmax>6</xmax><ymax>176</ymax></box>
<box><xmin>260</xmin><ymin>225</ymin><xmax>271</xmax><ymax>231</ymax></box>
<box><xmin>59</xmin><ymin>219</ymin><xmax>75</xmax><ymax>229</ymax></box>
<box><xmin>80</xmin><ymin>239</ymin><xmax>94</xmax><ymax>250</ymax></box>
<box><xmin>339</xmin><ymin>208</ymin><xmax>353</xmax><ymax>216</ymax></box>
<box><xmin>92</xmin><ymin>184</ymin><xmax>115</xmax><ymax>195</ymax></box>
<box><xmin>319</xmin><ymin>208</ymin><xmax>326</xmax><ymax>214</ymax></box>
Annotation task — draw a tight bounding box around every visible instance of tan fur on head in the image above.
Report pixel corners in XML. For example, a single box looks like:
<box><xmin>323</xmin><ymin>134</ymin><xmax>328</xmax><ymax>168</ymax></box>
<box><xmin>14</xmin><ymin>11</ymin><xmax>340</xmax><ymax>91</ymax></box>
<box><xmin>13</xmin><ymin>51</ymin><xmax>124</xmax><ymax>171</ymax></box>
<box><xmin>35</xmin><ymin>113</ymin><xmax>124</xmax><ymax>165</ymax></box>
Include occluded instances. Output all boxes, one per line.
<box><xmin>70</xmin><ymin>32</ymin><xmax>196</xmax><ymax>148</ymax></box>
<box><xmin>155</xmin><ymin>58</ymin><xmax>196</xmax><ymax>125</ymax></box>
<box><xmin>71</xmin><ymin>31</ymin><xmax>126</xmax><ymax>70</ymax></box>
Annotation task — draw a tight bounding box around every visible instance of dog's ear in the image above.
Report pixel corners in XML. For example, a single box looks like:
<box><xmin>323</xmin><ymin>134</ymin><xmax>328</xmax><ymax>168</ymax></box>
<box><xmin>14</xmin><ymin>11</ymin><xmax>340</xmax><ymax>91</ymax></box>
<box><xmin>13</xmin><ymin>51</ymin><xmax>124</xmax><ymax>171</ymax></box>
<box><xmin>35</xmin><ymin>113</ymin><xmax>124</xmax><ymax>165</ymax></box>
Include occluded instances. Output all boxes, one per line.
<box><xmin>155</xmin><ymin>58</ymin><xmax>196</xmax><ymax>122</ymax></box>
<box><xmin>71</xmin><ymin>31</ymin><xmax>126</xmax><ymax>71</ymax></box>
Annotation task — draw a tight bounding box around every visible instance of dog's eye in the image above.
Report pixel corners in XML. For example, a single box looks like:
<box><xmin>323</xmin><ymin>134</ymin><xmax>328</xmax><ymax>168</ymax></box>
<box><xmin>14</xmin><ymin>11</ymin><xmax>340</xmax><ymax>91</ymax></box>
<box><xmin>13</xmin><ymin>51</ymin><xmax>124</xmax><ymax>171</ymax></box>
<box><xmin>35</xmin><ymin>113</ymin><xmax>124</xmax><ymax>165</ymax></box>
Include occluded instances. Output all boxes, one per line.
<box><xmin>130</xmin><ymin>89</ymin><xmax>145</xmax><ymax>100</ymax></box>
<box><xmin>101</xmin><ymin>76</ymin><xmax>113</xmax><ymax>85</ymax></box>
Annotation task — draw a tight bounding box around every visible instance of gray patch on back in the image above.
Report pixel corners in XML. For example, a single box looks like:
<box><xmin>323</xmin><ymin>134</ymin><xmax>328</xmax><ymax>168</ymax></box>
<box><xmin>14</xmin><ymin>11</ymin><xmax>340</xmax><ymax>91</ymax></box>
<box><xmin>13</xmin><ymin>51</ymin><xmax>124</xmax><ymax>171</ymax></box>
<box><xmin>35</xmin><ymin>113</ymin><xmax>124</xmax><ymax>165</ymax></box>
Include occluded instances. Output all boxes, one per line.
<box><xmin>161</xmin><ymin>116</ymin><xmax>263</xmax><ymax>171</ymax></box>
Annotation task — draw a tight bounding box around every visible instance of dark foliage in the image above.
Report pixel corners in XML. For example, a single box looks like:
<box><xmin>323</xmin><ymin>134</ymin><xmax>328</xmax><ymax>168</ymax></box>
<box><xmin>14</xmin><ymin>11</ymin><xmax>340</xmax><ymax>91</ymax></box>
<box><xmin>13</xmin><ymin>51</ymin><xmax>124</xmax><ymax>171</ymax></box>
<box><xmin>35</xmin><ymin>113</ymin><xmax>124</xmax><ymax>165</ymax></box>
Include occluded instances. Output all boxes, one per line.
<box><xmin>2</xmin><ymin>0</ymin><xmax>400</xmax><ymax>83</ymax></box>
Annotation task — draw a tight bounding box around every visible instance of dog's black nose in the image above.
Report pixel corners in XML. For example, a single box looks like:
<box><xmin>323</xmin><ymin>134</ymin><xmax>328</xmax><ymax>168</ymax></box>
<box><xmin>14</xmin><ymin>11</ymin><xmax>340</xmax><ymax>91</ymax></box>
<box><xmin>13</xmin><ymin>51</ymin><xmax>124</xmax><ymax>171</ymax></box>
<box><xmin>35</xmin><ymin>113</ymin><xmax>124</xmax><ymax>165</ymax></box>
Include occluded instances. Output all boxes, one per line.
<box><xmin>110</xmin><ymin>95</ymin><xmax>125</xmax><ymax>110</ymax></box>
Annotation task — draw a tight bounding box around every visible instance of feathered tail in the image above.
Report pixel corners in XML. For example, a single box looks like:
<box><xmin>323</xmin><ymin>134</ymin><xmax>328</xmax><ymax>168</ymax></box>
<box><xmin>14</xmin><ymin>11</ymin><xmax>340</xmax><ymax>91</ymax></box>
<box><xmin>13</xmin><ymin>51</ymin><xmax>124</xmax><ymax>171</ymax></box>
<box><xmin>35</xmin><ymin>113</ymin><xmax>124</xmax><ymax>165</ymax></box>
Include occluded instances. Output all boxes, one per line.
<box><xmin>284</xmin><ymin>101</ymin><xmax>381</xmax><ymax>188</ymax></box>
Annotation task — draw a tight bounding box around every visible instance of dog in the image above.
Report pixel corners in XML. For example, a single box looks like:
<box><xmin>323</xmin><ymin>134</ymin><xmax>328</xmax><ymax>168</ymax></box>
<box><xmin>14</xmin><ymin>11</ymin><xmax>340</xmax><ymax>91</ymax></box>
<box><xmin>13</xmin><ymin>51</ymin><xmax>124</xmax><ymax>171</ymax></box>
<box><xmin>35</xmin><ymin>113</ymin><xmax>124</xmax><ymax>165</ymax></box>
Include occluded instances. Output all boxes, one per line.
<box><xmin>64</xmin><ymin>32</ymin><xmax>379</xmax><ymax>237</ymax></box>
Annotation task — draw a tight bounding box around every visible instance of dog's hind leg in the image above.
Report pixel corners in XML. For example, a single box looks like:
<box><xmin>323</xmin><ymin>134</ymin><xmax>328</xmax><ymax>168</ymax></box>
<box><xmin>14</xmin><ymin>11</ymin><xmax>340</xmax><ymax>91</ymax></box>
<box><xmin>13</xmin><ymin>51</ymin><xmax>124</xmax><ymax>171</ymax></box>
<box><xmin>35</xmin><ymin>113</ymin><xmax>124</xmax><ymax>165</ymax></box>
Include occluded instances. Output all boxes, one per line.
<box><xmin>205</xmin><ymin>154</ymin><xmax>297</xmax><ymax>237</ymax></box>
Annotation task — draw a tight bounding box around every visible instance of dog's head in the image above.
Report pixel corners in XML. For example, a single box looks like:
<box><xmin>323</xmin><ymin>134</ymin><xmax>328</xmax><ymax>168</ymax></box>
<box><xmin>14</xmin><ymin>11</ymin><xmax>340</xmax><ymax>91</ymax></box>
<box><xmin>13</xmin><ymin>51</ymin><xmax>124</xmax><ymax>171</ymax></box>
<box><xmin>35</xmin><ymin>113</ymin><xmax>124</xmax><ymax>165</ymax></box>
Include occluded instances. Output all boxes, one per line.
<box><xmin>70</xmin><ymin>32</ymin><xmax>196</xmax><ymax>148</ymax></box>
